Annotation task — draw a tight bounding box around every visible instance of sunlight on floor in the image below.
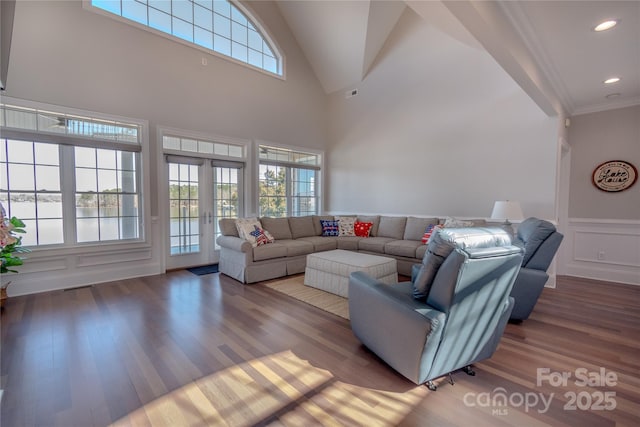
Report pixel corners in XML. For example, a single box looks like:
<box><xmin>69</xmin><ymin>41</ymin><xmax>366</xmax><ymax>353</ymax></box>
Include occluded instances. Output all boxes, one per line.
<box><xmin>110</xmin><ymin>350</ymin><xmax>429</xmax><ymax>426</ymax></box>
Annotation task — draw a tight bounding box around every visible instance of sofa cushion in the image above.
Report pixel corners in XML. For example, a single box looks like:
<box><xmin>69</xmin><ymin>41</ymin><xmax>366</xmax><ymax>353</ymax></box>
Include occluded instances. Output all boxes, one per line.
<box><xmin>253</xmin><ymin>242</ymin><xmax>288</xmax><ymax>261</ymax></box>
<box><xmin>357</xmin><ymin>215</ymin><xmax>380</xmax><ymax>236</ymax></box>
<box><xmin>336</xmin><ymin>236</ymin><xmax>362</xmax><ymax>250</ymax></box>
<box><xmin>219</xmin><ymin>218</ymin><xmax>239</xmax><ymax>237</ymax></box>
<box><xmin>377</xmin><ymin>216</ymin><xmax>407</xmax><ymax>240</ymax></box>
<box><xmin>354</xmin><ymin>221</ymin><xmax>373</xmax><ymax>237</ymax></box>
<box><xmin>358</xmin><ymin>237</ymin><xmax>395</xmax><ymax>253</ymax></box>
<box><xmin>261</xmin><ymin>217</ymin><xmax>292</xmax><ymax>240</ymax></box>
<box><xmin>320</xmin><ymin>219</ymin><xmax>340</xmax><ymax>236</ymax></box>
<box><xmin>385</xmin><ymin>240</ymin><xmax>423</xmax><ymax>258</ymax></box>
<box><xmin>276</xmin><ymin>239</ymin><xmax>315</xmax><ymax>257</ymax></box>
<box><xmin>297</xmin><ymin>236</ymin><xmax>338</xmax><ymax>252</ymax></box>
<box><xmin>416</xmin><ymin>244</ymin><xmax>428</xmax><ymax>260</ymax></box>
<box><xmin>336</xmin><ymin>216</ymin><xmax>356</xmax><ymax>236</ymax></box>
<box><xmin>289</xmin><ymin>216</ymin><xmax>316</xmax><ymax>239</ymax></box>
<box><xmin>404</xmin><ymin>217</ymin><xmax>439</xmax><ymax>241</ymax></box>
<box><xmin>313</xmin><ymin>215</ymin><xmax>335</xmax><ymax>235</ymax></box>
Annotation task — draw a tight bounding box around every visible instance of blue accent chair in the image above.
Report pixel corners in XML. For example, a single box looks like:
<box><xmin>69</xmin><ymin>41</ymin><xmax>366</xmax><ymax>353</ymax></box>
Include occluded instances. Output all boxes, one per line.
<box><xmin>349</xmin><ymin>227</ymin><xmax>523</xmax><ymax>387</ymax></box>
<box><xmin>509</xmin><ymin>217</ymin><xmax>564</xmax><ymax>321</ymax></box>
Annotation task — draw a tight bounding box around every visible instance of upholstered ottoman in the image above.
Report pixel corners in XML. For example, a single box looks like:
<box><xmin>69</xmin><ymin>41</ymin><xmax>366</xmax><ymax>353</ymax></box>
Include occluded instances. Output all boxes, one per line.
<box><xmin>304</xmin><ymin>249</ymin><xmax>397</xmax><ymax>297</ymax></box>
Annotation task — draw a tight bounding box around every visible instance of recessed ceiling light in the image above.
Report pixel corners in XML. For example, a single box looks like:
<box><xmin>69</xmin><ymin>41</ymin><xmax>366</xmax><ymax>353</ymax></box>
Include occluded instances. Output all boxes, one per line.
<box><xmin>604</xmin><ymin>77</ymin><xmax>621</xmax><ymax>84</ymax></box>
<box><xmin>594</xmin><ymin>20</ymin><xmax>619</xmax><ymax>32</ymax></box>
<box><xmin>606</xmin><ymin>93</ymin><xmax>621</xmax><ymax>99</ymax></box>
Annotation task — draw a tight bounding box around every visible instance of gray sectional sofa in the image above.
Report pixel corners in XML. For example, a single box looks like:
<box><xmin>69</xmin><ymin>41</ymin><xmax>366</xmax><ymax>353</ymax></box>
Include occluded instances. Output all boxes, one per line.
<box><xmin>216</xmin><ymin>215</ymin><xmax>486</xmax><ymax>283</ymax></box>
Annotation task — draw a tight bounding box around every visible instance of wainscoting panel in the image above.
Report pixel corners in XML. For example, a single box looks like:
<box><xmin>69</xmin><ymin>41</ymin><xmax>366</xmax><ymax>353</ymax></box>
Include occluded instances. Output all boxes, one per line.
<box><xmin>562</xmin><ymin>218</ymin><xmax>640</xmax><ymax>285</ymax></box>
<box><xmin>76</xmin><ymin>248</ymin><xmax>153</xmax><ymax>268</ymax></box>
<box><xmin>4</xmin><ymin>217</ymin><xmax>164</xmax><ymax>297</ymax></box>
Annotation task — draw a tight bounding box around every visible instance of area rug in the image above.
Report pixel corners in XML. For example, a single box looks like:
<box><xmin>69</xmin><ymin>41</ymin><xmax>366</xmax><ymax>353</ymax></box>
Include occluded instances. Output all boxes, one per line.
<box><xmin>263</xmin><ymin>275</ymin><xmax>349</xmax><ymax>320</ymax></box>
<box><xmin>186</xmin><ymin>264</ymin><xmax>219</xmax><ymax>275</ymax></box>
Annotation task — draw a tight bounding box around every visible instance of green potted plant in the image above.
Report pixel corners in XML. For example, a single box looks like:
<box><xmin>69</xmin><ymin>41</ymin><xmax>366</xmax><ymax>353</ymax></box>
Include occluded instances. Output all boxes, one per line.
<box><xmin>0</xmin><ymin>202</ymin><xmax>30</xmax><ymax>308</ymax></box>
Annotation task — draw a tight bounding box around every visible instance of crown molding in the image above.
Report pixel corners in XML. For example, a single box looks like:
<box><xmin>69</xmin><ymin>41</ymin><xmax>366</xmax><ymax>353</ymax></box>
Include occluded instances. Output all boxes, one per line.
<box><xmin>572</xmin><ymin>97</ymin><xmax>640</xmax><ymax>116</ymax></box>
<box><xmin>497</xmin><ymin>1</ymin><xmax>575</xmax><ymax>115</ymax></box>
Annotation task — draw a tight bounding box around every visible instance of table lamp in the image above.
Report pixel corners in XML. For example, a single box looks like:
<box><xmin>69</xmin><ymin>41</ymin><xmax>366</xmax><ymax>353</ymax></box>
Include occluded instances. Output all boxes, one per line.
<box><xmin>491</xmin><ymin>200</ymin><xmax>524</xmax><ymax>236</ymax></box>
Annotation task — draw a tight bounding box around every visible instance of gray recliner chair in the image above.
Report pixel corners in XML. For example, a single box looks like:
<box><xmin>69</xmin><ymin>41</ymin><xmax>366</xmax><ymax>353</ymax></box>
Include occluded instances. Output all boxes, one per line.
<box><xmin>349</xmin><ymin>227</ymin><xmax>523</xmax><ymax>388</ymax></box>
<box><xmin>509</xmin><ymin>217</ymin><xmax>564</xmax><ymax>321</ymax></box>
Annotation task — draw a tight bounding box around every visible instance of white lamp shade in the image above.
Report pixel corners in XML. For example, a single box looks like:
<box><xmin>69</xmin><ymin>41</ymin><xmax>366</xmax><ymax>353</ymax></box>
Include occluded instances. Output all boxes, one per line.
<box><xmin>491</xmin><ymin>201</ymin><xmax>524</xmax><ymax>221</ymax></box>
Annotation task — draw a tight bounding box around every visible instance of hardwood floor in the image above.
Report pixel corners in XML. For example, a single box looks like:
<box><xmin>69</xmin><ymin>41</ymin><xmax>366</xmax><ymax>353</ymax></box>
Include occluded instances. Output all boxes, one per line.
<box><xmin>1</xmin><ymin>272</ymin><xmax>639</xmax><ymax>426</ymax></box>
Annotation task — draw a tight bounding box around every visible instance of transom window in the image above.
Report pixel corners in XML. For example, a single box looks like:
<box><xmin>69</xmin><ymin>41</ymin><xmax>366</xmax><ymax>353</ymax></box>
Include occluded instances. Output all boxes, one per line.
<box><xmin>163</xmin><ymin>134</ymin><xmax>244</xmax><ymax>158</ymax></box>
<box><xmin>258</xmin><ymin>145</ymin><xmax>321</xmax><ymax>218</ymax></box>
<box><xmin>90</xmin><ymin>0</ymin><xmax>282</xmax><ymax>76</ymax></box>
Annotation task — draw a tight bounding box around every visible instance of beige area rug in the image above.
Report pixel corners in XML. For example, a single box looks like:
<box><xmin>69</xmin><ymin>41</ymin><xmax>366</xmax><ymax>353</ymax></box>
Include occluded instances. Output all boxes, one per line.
<box><xmin>263</xmin><ymin>275</ymin><xmax>350</xmax><ymax>320</ymax></box>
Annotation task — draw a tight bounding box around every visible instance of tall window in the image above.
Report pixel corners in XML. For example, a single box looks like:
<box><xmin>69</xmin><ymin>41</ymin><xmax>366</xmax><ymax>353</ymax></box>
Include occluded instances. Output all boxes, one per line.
<box><xmin>258</xmin><ymin>145</ymin><xmax>320</xmax><ymax>218</ymax></box>
<box><xmin>90</xmin><ymin>0</ymin><xmax>282</xmax><ymax>76</ymax></box>
<box><xmin>0</xmin><ymin>102</ymin><xmax>144</xmax><ymax>247</ymax></box>
<box><xmin>214</xmin><ymin>166</ymin><xmax>240</xmax><ymax>247</ymax></box>
<box><xmin>75</xmin><ymin>148</ymin><xmax>139</xmax><ymax>242</ymax></box>
<box><xmin>0</xmin><ymin>140</ymin><xmax>63</xmax><ymax>246</ymax></box>
<box><xmin>168</xmin><ymin>162</ymin><xmax>199</xmax><ymax>254</ymax></box>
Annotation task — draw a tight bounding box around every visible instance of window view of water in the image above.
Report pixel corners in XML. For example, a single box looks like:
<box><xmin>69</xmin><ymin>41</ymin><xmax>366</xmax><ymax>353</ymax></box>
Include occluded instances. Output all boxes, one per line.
<box><xmin>3</xmin><ymin>200</ymin><xmax>139</xmax><ymax>246</ymax></box>
<box><xmin>169</xmin><ymin>205</ymin><xmax>200</xmax><ymax>255</ymax></box>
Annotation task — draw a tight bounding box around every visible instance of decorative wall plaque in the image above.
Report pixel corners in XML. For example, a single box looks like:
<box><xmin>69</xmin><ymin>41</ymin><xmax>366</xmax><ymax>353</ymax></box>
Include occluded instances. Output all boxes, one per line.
<box><xmin>592</xmin><ymin>160</ymin><xmax>637</xmax><ymax>192</ymax></box>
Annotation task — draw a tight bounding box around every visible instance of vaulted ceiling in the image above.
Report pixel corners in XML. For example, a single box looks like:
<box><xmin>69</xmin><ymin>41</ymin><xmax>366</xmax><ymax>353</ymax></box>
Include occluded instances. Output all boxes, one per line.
<box><xmin>276</xmin><ymin>0</ymin><xmax>406</xmax><ymax>94</ymax></box>
<box><xmin>276</xmin><ymin>0</ymin><xmax>640</xmax><ymax>117</ymax></box>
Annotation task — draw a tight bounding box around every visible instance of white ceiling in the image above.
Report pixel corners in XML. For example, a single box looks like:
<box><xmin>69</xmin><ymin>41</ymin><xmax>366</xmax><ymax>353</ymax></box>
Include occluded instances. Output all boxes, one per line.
<box><xmin>276</xmin><ymin>0</ymin><xmax>640</xmax><ymax>117</ymax></box>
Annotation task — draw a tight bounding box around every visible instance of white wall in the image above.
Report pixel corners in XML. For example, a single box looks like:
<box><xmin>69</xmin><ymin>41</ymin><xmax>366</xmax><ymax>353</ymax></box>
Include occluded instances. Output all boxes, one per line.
<box><xmin>326</xmin><ymin>8</ymin><xmax>559</xmax><ymax>220</ymax></box>
<box><xmin>560</xmin><ymin>105</ymin><xmax>640</xmax><ymax>285</ymax></box>
<box><xmin>2</xmin><ymin>0</ymin><xmax>327</xmax><ymax>295</ymax></box>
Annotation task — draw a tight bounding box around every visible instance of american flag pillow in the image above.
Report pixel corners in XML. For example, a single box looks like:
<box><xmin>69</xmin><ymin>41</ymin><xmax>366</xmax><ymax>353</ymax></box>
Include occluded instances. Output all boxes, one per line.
<box><xmin>248</xmin><ymin>225</ymin><xmax>274</xmax><ymax>247</ymax></box>
<box><xmin>421</xmin><ymin>224</ymin><xmax>441</xmax><ymax>244</ymax></box>
<box><xmin>320</xmin><ymin>219</ymin><xmax>340</xmax><ymax>236</ymax></box>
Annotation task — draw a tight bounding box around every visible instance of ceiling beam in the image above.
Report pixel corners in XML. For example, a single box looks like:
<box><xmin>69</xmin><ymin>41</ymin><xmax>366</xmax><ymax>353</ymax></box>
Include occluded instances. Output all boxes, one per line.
<box><xmin>443</xmin><ymin>0</ymin><xmax>565</xmax><ymax>117</ymax></box>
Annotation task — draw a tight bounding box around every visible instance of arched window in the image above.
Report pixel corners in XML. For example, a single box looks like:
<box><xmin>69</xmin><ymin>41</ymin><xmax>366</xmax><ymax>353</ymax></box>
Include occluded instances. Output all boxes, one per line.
<box><xmin>90</xmin><ymin>0</ymin><xmax>282</xmax><ymax>76</ymax></box>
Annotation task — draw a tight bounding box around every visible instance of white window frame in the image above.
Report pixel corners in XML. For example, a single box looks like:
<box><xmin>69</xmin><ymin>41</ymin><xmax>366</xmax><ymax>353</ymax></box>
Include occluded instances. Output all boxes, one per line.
<box><xmin>256</xmin><ymin>141</ymin><xmax>323</xmax><ymax>218</ymax></box>
<box><xmin>0</xmin><ymin>96</ymin><xmax>151</xmax><ymax>253</ymax></box>
<box><xmin>83</xmin><ymin>0</ymin><xmax>285</xmax><ymax>79</ymax></box>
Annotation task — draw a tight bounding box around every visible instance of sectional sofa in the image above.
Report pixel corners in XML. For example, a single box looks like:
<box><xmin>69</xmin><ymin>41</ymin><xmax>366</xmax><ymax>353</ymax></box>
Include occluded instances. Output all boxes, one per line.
<box><xmin>217</xmin><ymin>215</ymin><xmax>486</xmax><ymax>283</ymax></box>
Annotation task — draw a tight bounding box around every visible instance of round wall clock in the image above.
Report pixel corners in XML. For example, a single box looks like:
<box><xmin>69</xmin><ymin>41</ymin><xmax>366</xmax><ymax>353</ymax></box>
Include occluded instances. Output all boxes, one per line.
<box><xmin>592</xmin><ymin>160</ymin><xmax>637</xmax><ymax>192</ymax></box>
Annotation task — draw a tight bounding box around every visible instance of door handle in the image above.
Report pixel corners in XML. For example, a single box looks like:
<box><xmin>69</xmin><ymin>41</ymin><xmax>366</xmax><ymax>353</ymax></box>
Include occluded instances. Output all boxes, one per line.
<box><xmin>209</xmin><ymin>212</ymin><xmax>212</xmax><ymax>224</ymax></box>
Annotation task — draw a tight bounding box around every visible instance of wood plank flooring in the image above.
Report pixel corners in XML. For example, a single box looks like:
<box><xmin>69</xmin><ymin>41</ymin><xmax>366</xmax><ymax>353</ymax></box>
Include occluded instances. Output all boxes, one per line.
<box><xmin>1</xmin><ymin>272</ymin><xmax>639</xmax><ymax>426</ymax></box>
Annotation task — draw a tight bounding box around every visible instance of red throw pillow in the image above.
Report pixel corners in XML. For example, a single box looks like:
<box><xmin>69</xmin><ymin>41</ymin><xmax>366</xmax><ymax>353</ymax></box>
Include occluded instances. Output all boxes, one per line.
<box><xmin>354</xmin><ymin>221</ymin><xmax>373</xmax><ymax>237</ymax></box>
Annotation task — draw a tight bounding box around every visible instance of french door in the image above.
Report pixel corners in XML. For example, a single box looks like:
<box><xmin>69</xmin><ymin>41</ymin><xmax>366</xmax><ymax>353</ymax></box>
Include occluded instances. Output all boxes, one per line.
<box><xmin>165</xmin><ymin>157</ymin><xmax>242</xmax><ymax>270</ymax></box>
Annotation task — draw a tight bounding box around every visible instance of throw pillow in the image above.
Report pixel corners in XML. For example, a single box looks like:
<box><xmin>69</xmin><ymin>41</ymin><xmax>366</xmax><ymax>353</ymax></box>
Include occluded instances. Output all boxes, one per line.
<box><xmin>354</xmin><ymin>221</ymin><xmax>373</xmax><ymax>237</ymax></box>
<box><xmin>335</xmin><ymin>216</ymin><xmax>356</xmax><ymax>237</ymax></box>
<box><xmin>236</xmin><ymin>219</ymin><xmax>275</xmax><ymax>247</ymax></box>
<box><xmin>443</xmin><ymin>217</ymin><xmax>475</xmax><ymax>228</ymax></box>
<box><xmin>320</xmin><ymin>219</ymin><xmax>340</xmax><ymax>236</ymax></box>
<box><xmin>235</xmin><ymin>217</ymin><xmax>261</xmax><ymax>240</ymax></box>
<box><xmin>247</xmin><ymin>225</ymin><xmax>275</xmax><ymax>247</ymax></box>
<box><xmin>421</xmin><ymin>224</ymin><xmax>442</xmax><ymax>244</ymax></box>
